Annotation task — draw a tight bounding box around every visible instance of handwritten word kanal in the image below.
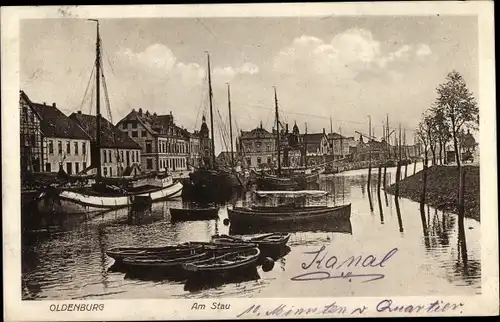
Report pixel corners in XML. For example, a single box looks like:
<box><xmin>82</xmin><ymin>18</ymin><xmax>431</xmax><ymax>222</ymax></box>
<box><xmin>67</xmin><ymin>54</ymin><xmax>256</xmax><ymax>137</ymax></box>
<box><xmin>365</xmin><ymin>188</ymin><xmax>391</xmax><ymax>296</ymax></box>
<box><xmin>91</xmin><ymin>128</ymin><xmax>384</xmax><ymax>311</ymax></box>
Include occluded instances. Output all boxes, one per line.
<box><xmin>236</xmin><ymin>300</ymin><xmax>464</xmax><ymax>318</ymax></box>
<box><xmin>291</xmin><ymin>246</ymin><xmax>398</xmax><ymax>283</ymax></box>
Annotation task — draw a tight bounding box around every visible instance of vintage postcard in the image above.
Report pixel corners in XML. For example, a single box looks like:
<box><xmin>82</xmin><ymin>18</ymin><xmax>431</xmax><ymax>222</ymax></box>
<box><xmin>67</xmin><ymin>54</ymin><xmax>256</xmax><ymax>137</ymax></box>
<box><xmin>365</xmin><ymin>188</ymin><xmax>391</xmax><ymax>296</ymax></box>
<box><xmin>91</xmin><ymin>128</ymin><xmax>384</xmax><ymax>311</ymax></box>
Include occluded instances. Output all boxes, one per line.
<box><xmin>2</xmin><ymin>2</ymin><xmax>498</xmax><ymax>320</ymax></box>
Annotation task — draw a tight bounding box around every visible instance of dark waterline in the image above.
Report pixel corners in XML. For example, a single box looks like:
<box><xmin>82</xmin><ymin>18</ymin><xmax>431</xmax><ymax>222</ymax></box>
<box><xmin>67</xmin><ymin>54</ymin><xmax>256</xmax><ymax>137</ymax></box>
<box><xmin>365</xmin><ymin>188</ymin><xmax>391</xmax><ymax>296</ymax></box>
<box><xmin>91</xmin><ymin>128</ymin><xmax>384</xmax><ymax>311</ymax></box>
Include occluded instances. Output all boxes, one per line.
<box><xmin>22</xmin><ymin>165</ymin><xmax>481</xmax><ymax>299</ymax></box>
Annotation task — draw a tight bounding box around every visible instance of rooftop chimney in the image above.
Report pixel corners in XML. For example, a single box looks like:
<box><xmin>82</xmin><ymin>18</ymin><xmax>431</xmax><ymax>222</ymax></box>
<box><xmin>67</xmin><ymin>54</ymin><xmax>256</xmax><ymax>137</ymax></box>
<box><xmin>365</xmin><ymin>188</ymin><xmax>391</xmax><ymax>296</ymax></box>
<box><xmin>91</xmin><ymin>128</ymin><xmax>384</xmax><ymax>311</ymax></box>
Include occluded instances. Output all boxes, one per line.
<box><xmin>52</xmin><ymin>102</ymin><xmax>56</xmax><ymax>107</ymax></box>
<box><xmin>323</xmin><ymin>128</ymin><xmax>326</xmax><ymax>134</ymax></box>
<box><xmin>78</xmin><ymin>110</ymin><xmax>82</xmax><ymax>114</ymax></box>
<box><xmin>43</xmin><ymin>102</ymin><xmax>46</xmax><ymax>106</ymax></box>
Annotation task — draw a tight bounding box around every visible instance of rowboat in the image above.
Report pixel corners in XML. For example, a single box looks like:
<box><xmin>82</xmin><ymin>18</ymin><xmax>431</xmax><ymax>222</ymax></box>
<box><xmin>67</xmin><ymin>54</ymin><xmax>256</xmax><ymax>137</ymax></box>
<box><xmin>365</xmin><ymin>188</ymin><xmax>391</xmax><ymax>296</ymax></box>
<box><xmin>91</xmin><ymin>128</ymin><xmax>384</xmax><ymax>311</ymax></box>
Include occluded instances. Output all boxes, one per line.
<box><xmin>190</xmin><ymin>240</ymin><xmax>257</xmax><ymax>255</ymax></box>
<box><xmin>122</xmin><ymin>251</ymin><xmax>211</xmax><ymax>280</ymax></box>
<box><xmin>182</xmin><ymin>247</ymin><xmax>260</xmax><ymax>277</ymax></box>
<box><xmin>106</xmin><ymin>243</ymin><xmax>203</xmax><ymax>265</ymax></box>
<box><xmin>255</xmin><ymin>173</ymin><xmax>299</xmax><ymax>191</ymax></box>
<box><xmin>170</xmin><ymin>206</ymin><xmax>220</xmax><ymax>222</ymax></box>
<box><xmin>227</xmin><ymin>190</ymin><xmax>351</xmax><ymax>233</ymax></box>
<box><xmin>211</xmin><ymin>233</ymin><xmax>290</xmax><ymax>259</ymax></box>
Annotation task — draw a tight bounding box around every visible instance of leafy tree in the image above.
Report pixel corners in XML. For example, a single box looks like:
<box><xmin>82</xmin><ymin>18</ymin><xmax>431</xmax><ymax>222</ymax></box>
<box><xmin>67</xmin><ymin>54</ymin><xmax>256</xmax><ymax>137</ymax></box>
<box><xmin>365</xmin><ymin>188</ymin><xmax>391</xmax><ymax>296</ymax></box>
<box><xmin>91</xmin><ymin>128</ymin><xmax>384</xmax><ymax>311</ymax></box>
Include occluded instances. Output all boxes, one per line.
<box><xmin>430</xmin><ymin>105</ymin><xmax>452</xmax><ymax>165</ymax></box>
<box><xmin>434</xmin><ymin>70</ymin><xmax>479</xmax><ymax>168</ymax></box>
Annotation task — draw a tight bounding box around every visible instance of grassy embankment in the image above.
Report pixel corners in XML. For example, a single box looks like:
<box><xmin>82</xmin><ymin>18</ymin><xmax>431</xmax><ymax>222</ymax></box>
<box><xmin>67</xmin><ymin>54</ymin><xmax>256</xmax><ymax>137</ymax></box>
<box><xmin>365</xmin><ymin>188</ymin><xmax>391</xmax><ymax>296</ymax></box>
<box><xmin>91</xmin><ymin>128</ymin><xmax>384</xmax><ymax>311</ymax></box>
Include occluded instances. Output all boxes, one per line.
<box><xmin>385</xmin><ymin>165</ymin><xmax>480</xmax><ymax>222</ymax></box>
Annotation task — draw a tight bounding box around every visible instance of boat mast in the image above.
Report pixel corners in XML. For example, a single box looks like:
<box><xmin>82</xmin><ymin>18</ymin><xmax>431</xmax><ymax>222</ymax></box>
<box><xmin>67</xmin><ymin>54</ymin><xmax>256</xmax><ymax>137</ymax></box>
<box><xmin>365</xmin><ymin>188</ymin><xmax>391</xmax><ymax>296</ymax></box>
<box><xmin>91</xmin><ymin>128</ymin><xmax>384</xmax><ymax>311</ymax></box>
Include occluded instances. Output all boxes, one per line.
<box><xmin>304</xmin><ymin>123</ymin><xmax>308</xmax><ymax>167</ymax></box>
<box><xmin>206</xmin><ymin>52</ymin><xmax>216</xmax><ymax>168</ymax></box>
<box><xmin>90</xmin><ymin>19</ymin><xmax>102</xmax><ymax>180</ymax></box>
<box><xmin>227</xmin><ymin>83</ymin><xmax>234</xmax><ymax>168</ymax></box>
<box><xmin>274</xmin><ymin>87</ymin><xmax>281</xmax><ymax>175</ymax></box>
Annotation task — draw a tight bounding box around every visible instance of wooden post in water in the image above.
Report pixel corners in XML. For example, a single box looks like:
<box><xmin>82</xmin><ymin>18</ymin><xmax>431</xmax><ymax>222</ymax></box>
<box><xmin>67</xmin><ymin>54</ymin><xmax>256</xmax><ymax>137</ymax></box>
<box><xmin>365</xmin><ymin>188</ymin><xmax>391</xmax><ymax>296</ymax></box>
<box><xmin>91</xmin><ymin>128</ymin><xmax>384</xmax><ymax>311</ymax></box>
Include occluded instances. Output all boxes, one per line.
<box><xmin>377</xmin><ymin>165</ymin><xmax>382</xmax><ymax>191</ymax></box>
<box><xmin>458</xmin><ymin>167</ymin><xmax>466</xmax><ymax>223</ymax></box>
<box><xmin>367</xmin><ymin>163</ymin><xmax>372</xmax><ymax>189</ymax></box>
<box><xmin>395</xmin><ymin>161</ymin><xmax>401</xmax><ymax>197</ymax></box>
<box><xmin>413</xmin><ymin>159</ymin><xmax>417</xmax><ymax>175</ymax></box>
<box><xmin>383</xmin><ymin>164</ymin><xmax>387</xmax><ymax>188</ymax></box>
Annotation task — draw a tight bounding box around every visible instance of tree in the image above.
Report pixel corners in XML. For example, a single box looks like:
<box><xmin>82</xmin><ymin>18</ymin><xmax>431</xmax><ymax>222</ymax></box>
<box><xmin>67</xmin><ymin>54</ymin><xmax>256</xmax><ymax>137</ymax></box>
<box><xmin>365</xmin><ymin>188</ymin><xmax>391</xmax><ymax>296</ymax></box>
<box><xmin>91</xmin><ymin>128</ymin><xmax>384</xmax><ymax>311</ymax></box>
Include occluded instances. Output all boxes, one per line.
<box><xmin>435</xmin><ymin>70</ymin><xmax>479</xmax><ymax>169</ymax></box>
<box><xmin>423</xmin><ymin>113</ymin><xmax>437</xmax><ymax>166</ymax></box>
<box><xmin>430</xmin><ymin>105</ymin><xmax>452</xmax><ymax>165</ymax></box>
<box><xmin>416</xmin><ymin>117</ymin><xmax>430</xmax><ymax>205</ymax></box>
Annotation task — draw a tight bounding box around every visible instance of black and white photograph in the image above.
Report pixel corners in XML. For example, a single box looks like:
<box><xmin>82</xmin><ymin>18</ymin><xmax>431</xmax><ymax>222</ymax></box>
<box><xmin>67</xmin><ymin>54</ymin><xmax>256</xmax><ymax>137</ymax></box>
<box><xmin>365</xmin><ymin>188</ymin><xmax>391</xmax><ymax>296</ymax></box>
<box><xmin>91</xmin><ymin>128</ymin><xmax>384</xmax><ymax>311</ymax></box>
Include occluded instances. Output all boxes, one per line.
<box><xmin>2</xmin><ymin>2</ymin><xmax>497</xmax><ymax>320</ymax></box>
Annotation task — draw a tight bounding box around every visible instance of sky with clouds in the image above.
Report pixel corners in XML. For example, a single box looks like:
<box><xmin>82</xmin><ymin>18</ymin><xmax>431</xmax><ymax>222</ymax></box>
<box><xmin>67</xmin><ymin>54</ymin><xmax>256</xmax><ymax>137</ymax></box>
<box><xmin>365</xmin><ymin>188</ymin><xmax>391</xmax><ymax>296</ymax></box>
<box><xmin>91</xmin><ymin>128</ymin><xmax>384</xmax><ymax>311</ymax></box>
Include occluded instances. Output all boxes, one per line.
<box><xmin>21</xmin><ymin>16</ymin><xmax>477</xmax><ymax>152</ymax></box>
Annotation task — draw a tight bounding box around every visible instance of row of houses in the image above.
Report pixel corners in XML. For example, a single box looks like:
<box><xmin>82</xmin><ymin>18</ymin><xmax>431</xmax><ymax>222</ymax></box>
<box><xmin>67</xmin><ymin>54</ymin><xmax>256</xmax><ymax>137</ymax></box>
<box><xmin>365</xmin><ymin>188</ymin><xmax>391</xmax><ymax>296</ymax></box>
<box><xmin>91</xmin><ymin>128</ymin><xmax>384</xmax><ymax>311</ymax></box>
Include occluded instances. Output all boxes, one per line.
<box><xmin>224</xmin><ymin>122</ymin><xmax>422</xmax><ymax>170</ymax></box>
<box><xmin>231</xmin><ymin>122</ymin><xmax>358</xmax><ymax>169</ymax></box>
<box><xmin>20</xmin><ymin>91</ymin><xmax>212</xmax><ymax>178</ymax></box>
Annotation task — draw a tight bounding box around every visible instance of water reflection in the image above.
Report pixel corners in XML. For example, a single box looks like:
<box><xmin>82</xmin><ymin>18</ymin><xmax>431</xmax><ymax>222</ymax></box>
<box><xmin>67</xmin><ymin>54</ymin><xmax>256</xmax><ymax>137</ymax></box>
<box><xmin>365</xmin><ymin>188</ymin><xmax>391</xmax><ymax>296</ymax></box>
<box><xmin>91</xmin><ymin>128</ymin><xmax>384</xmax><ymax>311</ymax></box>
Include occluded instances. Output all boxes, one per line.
<box><xmin>21</xmin><ymin>167</ymin><xmax>481</xmax><ymax>299</ymax></box>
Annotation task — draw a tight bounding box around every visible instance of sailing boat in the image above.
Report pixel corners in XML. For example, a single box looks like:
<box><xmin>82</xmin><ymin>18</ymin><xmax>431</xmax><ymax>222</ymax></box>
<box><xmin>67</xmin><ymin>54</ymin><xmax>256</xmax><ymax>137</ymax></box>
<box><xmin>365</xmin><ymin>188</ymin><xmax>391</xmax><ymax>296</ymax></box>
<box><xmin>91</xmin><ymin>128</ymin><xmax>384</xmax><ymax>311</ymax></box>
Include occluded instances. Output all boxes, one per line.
<box><xmin>36</xmin><ymin>20</ymin><xmax>183</xmax><ymax>216</ymax></box>
<box><xmin>254</xmin><ymin>87</ymin><xmax>300</xmax><ymax>191</ymax></box>
<box><xmin>181</xmin><ymin>53</ymin><xmax>234</xmax><ymax>203</ymax></box>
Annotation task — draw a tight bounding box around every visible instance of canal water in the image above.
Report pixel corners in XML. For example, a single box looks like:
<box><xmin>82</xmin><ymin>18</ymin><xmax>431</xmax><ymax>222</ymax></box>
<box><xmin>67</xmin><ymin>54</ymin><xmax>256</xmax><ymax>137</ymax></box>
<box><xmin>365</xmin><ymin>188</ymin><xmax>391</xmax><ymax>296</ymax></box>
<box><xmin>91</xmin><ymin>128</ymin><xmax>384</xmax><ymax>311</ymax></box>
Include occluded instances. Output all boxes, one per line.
<box><xmin>22</xmin><ymin>164</ymin><xmax>481</xmax><ymax>300</ymax></box>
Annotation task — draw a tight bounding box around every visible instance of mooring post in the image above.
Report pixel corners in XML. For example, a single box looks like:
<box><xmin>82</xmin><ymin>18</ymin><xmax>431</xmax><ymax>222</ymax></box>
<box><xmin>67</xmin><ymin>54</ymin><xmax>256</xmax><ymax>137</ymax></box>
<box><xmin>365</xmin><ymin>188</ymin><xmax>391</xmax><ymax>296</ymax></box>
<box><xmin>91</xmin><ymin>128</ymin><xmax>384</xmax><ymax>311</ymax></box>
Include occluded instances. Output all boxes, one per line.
<box><xmin>395</xmin><ymin>161</ymin><xmax>401</xmax><ymax>197</ymax></box>
<box><xmin>413</xmin><ymin>159</ymin><xmax>417</xmax><ymax>175</ymax></box>
<box><xmin>383</xmin><ymin>164</ymin><xmax>387</xmax><ymax>188</ymax></box>
<box><xmin>458</xmin><ymin>167</ymin><xmax>466</xmax><ymax>222</ymax></box>
<box><xmin>404</xmin><ymin>162</ymin><xmax>408</xmax><ymax>178</ymax></box>
<box><xmin>367</xmin><ymin>162</ymin><xmax>372</xmax><ymax>189</ymax></box>
<box><xmin>377</xmin><ymin>165</ymin><xmax>382</xmax><ymax>191</ymax></box>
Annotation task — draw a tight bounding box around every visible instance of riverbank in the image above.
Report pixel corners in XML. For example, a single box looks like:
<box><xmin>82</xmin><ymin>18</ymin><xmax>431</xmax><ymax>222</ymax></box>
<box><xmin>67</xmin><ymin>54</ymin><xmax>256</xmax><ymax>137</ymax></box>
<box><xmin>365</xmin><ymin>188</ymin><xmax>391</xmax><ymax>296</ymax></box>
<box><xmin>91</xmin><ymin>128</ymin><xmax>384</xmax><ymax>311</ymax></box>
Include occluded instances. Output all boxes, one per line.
<box><xmin>385</xmin><ymin>165</ymin><xmax>480</xmax><ymax>222</ymax></box>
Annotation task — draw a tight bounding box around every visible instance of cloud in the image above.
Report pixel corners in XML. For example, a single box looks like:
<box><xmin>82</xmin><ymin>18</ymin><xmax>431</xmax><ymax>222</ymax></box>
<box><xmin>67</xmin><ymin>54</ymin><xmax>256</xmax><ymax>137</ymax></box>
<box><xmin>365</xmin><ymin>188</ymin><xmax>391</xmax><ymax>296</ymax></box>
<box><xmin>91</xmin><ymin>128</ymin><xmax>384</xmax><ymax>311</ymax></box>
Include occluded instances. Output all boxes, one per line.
<box><xmin>213</xmin><ymin>62</ymin><xmax>260</xmax><ymax>84</ymax></box>
<box><xmin>121</xmin><ymin>43</ymin><xmax>177</xmax><ymax>72</ymax></box>
<box><xmin>416</xmin><ymin>43</ymin><xmax>432</xmax><ymax>57</ymax></box>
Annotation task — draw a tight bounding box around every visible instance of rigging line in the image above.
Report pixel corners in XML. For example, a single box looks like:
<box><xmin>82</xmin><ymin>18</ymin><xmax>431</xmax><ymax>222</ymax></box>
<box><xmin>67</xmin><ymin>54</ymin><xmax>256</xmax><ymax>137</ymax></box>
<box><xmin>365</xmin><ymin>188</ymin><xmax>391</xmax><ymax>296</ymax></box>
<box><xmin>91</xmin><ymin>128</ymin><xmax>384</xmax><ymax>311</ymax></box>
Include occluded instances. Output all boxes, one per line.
<box><xmin>196</xmin><ymin>18</ymin><xmax>219</xmax><ymax>40</ymax></box>
<box><xmin>79</xmin><ymin>65</ymin><xmax>96</xmax><ymax>112</ymax></box>
<box><xmin>100</xmin><ymin>52</ymin><xmax>132</xmax><ymax>120</ymax></box>
<box><xmin>89</xmin><ymin>83</ymin><xmax>95</xmax><ymax>116</ymax></box>
<box><xmin>194</xmin><ymin>73</ymin><xmax>208</xmax><ymax>131</ymax></box>
<box><xmin>236</xmin><ymin>102</ymin><xmax>389</xmax><ymax>129</ymax></box>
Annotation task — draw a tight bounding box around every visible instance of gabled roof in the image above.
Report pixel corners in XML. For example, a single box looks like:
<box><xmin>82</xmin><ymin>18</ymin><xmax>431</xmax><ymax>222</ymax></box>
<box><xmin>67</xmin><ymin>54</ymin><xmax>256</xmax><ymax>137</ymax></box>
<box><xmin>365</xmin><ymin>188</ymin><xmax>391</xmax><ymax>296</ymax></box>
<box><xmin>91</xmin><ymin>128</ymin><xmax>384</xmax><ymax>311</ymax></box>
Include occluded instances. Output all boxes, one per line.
<box><xmin>327</xmin><ymin>132</ymin><xmax>348</xmax><ymax>140</ymax></box>
<box><xmin>117</xmin><ymin>109</ymin><xmax>191</xmax><ymax>139</ymax></box>
<box><xmin>69</xmin><ymin>112</ymin><xmax>141</xmax><ymax>149</ymax></box>
<box><xmin>302</xmin><ymin>133</ymin><xmax>328</xmax><ymax>153</ymax></box>
<box><xmin>240</xmin><ymin>127</ymin><xmax>274</xmax><ymax>139</ymax></box>
<box><xmin>30</xmin><ymin>101</ymin><xmax>91</xmax><ymax>140</ymax></box>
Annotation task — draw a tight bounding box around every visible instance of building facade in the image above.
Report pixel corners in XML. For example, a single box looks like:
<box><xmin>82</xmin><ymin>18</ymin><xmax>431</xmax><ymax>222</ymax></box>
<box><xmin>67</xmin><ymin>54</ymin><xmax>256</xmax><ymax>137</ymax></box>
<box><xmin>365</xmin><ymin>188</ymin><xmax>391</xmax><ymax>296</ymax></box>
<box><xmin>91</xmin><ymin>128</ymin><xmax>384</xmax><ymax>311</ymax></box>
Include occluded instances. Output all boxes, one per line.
<box><xmin>116</xmin><ymin>109</ymin><xmax>208</xmax><ymax>174</ymax></box>
<box><xmin>69</xmin><ymin>112</ymin><xmax>141</xmax><ymax>177</ymax></box>
<box><xmin>29</xmin><ymin>99</ymin><xmax>91</xmax><ymax>174</ymax></box>
<box><xmin>327</xmin><ymin>133</ymin><xmax>354</xmax><ymax>160</ymax></box>
<box><xmin>237</xmin><ymin>125</ymin><xmax>277</xmax><ymax>169</ymax></box>
<box><xmin>20</xmin><ymin>91</ymin><xmax>44</xmax><ymax>174</ymax></box>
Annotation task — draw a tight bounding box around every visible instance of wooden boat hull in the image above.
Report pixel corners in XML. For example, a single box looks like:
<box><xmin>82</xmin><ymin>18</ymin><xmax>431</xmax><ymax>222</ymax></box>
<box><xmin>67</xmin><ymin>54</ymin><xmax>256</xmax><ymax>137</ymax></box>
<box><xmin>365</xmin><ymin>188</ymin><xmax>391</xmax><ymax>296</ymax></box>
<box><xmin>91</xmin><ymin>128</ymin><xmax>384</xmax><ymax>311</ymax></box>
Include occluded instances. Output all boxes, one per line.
<box><xmin>183</xmin><ymin>248</ymin><xmax>260</xmax><ymax>277</ymax></box>
<box><xmin>227</xmin><ymin>204</ymin><xmax>351</xmax><ymax>233</ymax></box>
<box><xmin>36</xmin><ymin>181</ymin><xmax>183</xmax><ymax>215</ymax></box>
<box><xmin>170</xmin><ymin>207</ymin><xmax>220</xmax><ymax>222</ymax></box>
<box><xmin>106</xmin><ymin>243</ymin><xmax>203</xmax><ymax>264</ymax></box>
<box><xmin>255</xmin><ymin>176</ymin><xmax>299</xmax><ymax>191</ymax></box>
<box><xmin>211</xmin><ymin>233</ymin><xmax>290</xmax><ymax>259</ymax></box>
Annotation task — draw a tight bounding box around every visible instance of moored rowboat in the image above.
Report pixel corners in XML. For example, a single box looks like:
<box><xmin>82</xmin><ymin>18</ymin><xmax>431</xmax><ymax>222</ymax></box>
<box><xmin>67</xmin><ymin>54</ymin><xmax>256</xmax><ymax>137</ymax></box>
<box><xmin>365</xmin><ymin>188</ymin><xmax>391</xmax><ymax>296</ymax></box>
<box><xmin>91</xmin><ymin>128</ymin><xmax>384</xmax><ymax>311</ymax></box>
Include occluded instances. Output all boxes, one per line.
<box><xmin>211</xmin><ymin>233</ymin><xmax>290</xmax><ymax>258</ymax></box>
<box><xmin>170</xmin><ymin>207</ymin><xmax>219</xmax><ymax>222</ymax></box>
<box><xmin>106</xmin><ymin>243</ymin><xmax>202</xmax><ymax>264</ymax></box>
<box><xmin>182</xmin><ymin>247</ymin><xmax>260</xmax><ymax>275</ymax></box>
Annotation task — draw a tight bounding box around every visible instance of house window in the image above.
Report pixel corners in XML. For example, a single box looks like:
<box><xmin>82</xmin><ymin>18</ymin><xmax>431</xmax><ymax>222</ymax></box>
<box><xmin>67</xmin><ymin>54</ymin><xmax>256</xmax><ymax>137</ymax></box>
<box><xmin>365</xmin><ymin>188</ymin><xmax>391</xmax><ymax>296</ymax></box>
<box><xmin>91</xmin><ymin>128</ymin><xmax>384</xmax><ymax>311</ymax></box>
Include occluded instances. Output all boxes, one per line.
<box><xmin>75</xmin><ymin>162</ymin><xmax>79</xmax><ymax>174</ymax></box>
<box><xmin>109</xmin><ymin>167</ymin><xmax>113</xmax><ymax>176</ymax></box>
<box><xmin>246</xmin><ymin>157</ymin><xmax>251</xmax><ymax>166</ymax></box>
<box><xmin>83</xmin><ymin>162</ymin><xmax>87</xmax><ymax>170</ymax></box>
<box><xmin>267</xmin><ymin>157</ymin><xmax>271</xmax><ymax>164</ymax></box>
<box><xmin>120</xmin><ymin>151</ymin><xmax>124</xmax><ymax>162</ymax></box>
<box><xmin>136</xmin><ymin>151</ymin><xmax>139</xmax><ymax>162</ymax></box>
<box><xmin>103</xmin><ymin>167</ymin><xmax>107</xmax><ymax>176</ymax></box>
<box><xmin>74</xmin><ymin>142</ymin><xmax>79</xmax><ymax>155</ymax></box>
<box><xmin>122</xmin><ymin>123</ymin><xmax>127</xmax><ymax>129</ymax></box>
<box><xmin>108</xmin><ymin>150</ymin><xmax>112</xmax><ymax>163</ymax></box>
<box><xmin>132</xmin><ymin>122</ymin><xmax>137</xmax><ymax>129</ymax></box>
<box><xmin>48</xmin><ymin>141</ymin><xmax>54</xmax><ymax>154</ymax></box>
<box><xmin>146</xmin><ymin>158</ymin><xmax>153</xmax><ymax>169</ymax></box>
<box><xmin>132</xmin><ymin>131</ymin><xmax>138</xmax><ymax>138</ymax></box>
<box><xmin>66</xmin><ymin>162</ymin><xmax>72</xmax><ymax>175</ymax></box>
<box><xmin>82</xmin><ymin>142</ymin><xmax>86</xmax><ymax>155</ymax></box>
<box><xmin>141</xmin><ymin>130</ymin><xmax>147</xmax><ymax>137</ymax></box>
<box><xmin>146</xmin><ymin>141</ymin><xmax>152</xmax><ymax>153</ymax></box>
<box><xmin>45</xmin><ymin>163</ymin><xmax>51</xmax><ymax>172</ymax></box>
<box><xmin>103</xmin><ymin>150</ymin><xmax>107</xmax><ymax>163</ymax></box>
<box><xmin>131</xmin><ymin>151</ymin><xmax>135</xmax><ymax>162</ymax></box>
<box><xmin>257</xmin><ymin>157</ymin><xmax>261</xmax><ymax>164</ymax></box>
<box><xmin>58</xmin><ymin>141</ymin><xmax>62</xmax><ymax>155</ymax></box>
<box><xmin>66</xmin><ymin>141</ymin><xmax>71</xmax><ymax>154</ymax></box>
